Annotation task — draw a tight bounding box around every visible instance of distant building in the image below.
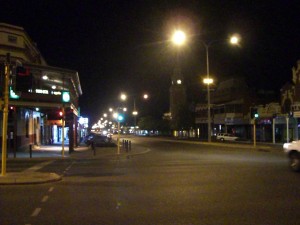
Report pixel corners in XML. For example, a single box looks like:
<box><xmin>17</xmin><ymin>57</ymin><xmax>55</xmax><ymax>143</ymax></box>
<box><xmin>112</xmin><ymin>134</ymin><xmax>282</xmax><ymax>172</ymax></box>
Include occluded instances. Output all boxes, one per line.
<box><xmin>196</xmin><ymin>78</ymin><xmax>256</xmax><ymax>139</ymax></box>
<box><xmin>195</xmin><ymin>59</ymin><xmax>300</xmax><ymax>143</ymax></box>
<box><xmin>280</xmin><ymin>60</ymin><xmax>300</xmax><ymax>141</ymax></box>
<box><xmin>169</xmin><ymin>67</ymin><xmax>187</xmax><ymax>130</ymax></box>
<box><xmin>0</xmin><ymin>23</ymin><xmax>82</xmax><ymax>152</ymax></box>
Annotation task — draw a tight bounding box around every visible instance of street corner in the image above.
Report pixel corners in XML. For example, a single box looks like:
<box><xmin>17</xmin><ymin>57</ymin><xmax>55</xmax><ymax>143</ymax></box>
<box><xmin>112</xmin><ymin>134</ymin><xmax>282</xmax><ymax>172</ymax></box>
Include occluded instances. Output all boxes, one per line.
<box><xmin>0</xmin><ymin>172</ymin><xmax>62</xmax><ymax>185</ymax></box>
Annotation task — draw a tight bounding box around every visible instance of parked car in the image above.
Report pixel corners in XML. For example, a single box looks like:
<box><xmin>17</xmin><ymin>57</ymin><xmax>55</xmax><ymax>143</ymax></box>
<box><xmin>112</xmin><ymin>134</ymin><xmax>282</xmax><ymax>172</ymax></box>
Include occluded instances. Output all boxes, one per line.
<box><xmin>216</xmin><ymin>133</ymin><xmax>239</xmax><ymax>142</ymax></box>
<box><xmin>283</xmin><ymin>140</ymin><xmax>300</xmax><ymax>172</ymax></box>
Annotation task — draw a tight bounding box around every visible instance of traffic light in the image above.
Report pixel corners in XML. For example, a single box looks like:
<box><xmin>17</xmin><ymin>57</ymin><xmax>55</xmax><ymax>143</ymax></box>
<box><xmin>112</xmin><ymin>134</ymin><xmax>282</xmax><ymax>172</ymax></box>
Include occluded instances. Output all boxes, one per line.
<box><xmin>65</xmin><ymin>109</ymin><xmax>74</xmax><ymax>121</ymax></box>
<box><xmin>117</xmin><ymin>114</ymin><xmax>124</xmax><ymax>122</ymax></box>
<box><xmin>251</xmin><ymin>108</ymin><xmax>259</xmax><ymax>119</ymax></box>
<box><xmin>15</xmin><ymin>66</ymin><xmax>32</xmax><ymax>92</ymax></box>
<box><xmin>8</xmin><ymin>106</ymin><xmax>15</xmax><ymax>121</ymax></box>
<box><xmin>62</xmin><ymin>91</ymin><xmax>70</xmax><ymax>103</ymax></box>
<box><xmin>58</xmin><ymin>110</ymin><xmax>64</xmax><ymax>119</ymax></box>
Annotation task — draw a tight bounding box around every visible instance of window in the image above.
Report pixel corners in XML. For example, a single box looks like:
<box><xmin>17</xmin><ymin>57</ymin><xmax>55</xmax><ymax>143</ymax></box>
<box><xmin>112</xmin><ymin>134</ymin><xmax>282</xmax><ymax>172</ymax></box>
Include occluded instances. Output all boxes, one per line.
<box><xmin>8</xmin><ymin>35</ymin><xmax>17</xmax><ymax>44</ymax></box>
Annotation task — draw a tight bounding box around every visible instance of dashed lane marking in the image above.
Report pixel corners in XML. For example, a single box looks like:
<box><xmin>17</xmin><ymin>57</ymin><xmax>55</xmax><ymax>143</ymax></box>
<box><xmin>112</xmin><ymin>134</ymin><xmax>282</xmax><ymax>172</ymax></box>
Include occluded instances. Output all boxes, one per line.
<box><xmin>41</xmin><ymin>195</ymin><xmax>49</xmax><ymax>203</ymax></box>
<box><xmin>31</xmin><ymin>208</ymin><xmax>41</xmax><ymax>217</ymax></box>
<box><xmin>48</xmin><ymin>187</ymin><xmax>54</xmax><ymax>192</ymax></box>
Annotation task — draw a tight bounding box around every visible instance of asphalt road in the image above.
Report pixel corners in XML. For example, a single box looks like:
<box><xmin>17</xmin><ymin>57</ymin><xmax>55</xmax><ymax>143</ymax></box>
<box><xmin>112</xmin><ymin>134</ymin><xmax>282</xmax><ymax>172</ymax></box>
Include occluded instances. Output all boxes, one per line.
<box><xmin>1</xmin><ymin>137</ymin><xmax>299</xmax><ymax>225</ymax></box>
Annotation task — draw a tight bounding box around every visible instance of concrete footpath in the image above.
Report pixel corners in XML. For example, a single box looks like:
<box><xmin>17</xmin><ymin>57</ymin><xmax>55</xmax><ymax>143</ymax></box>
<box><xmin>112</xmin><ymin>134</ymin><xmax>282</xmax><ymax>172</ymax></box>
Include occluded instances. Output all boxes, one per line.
<box><xmin>0</xmin><ymin>142</ymin><xmax>150</xmax><ymax>185</ymax></box>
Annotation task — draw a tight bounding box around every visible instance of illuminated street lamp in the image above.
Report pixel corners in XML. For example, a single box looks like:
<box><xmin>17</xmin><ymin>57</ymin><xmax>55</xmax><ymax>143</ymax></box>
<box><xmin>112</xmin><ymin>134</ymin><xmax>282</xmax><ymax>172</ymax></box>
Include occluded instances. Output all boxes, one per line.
<box><xmin>120</xmin><ymin>93</ymin><xmax>127</xmax><ymax>101</ymax></box>
<box><xmin>229</xmin><ymin>34</ymin><xmax>241</xmax><ymax>45</ymax></box>
<box><xmin>172</xmin><ymin>30</ymin><xmax>186</xmax><ymax>46</ymax></box>
<box><xmin>202</xmin><ymin>34</ymin><xmax>240</xmax><ymax>142</ymax></box>
<box><xmin>120</xmin><ymin>92</ymin><xmax>149</xmax><ymax>128</ymax></box>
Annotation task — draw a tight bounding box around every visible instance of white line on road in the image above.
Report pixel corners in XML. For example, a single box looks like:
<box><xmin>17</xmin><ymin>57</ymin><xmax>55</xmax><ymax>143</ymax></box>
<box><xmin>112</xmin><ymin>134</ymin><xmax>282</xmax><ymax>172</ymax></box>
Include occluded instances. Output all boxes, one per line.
<box><xmin>41</xmin><ymin>195</ymin><xmax>49</xmax><ymax>203</ymax></box>
<box><xmin>31</xmin><ymin>208</ymin><xmax>41</xmax><ymax>217</ymax></box>
<box><xmin>24</xmin><ymin>160</ymin><xmax>54</xmax><ymax>172</ymax></box>
<box><xmin>48</xmin><ymin>187</ymin><xmax>54</xmax><ymax>192</ymax></box>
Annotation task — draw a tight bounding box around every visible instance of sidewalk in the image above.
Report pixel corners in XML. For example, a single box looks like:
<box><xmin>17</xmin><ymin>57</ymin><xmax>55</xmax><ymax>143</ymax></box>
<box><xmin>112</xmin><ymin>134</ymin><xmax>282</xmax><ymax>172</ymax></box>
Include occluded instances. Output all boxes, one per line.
<box><xmin>0</xmin><ymin>142</ymin><xmax>149</xmax><ymax>185</ymax></box>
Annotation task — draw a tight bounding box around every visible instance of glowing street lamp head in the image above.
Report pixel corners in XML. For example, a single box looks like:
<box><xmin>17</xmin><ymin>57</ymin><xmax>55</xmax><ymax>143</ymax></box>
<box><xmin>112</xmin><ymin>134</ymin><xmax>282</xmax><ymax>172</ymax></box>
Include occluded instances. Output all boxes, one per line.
<box><xmin>229</xmin><ymin>34</ymin><xmax>241</xmax><ymax>45</ymax></box>
<box><xmin>143</xmin><ymin>94</ymin><xmax>149</xmax><ymax>99</ymax></box>
<box><xmin>120</xmin><ymin>93</ymin><xmax>127</xmax><ymax>101</ymax></box>
<box><xmin>203</xmin><ymin>78</ymin><xmax>214</xmax><ymax>85</ymax></box>
<box><xmin>172</xmin><ymin>30</ymin><xmax>186</xmax><ymax>46</ymax></box>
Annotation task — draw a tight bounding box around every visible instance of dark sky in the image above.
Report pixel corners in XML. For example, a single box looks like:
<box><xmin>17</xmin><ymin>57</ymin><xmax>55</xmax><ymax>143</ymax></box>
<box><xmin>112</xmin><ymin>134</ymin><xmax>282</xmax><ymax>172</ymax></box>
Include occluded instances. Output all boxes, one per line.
<box><xmin>1</xmin><ymin>0</ymin><xmax>299</xmax><ymax>124</ymax></box>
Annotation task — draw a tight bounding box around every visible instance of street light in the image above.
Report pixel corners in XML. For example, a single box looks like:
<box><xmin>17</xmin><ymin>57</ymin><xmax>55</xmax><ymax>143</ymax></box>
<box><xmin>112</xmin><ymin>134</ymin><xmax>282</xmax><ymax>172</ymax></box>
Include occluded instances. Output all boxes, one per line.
<box><xmin>120</xmin><ymin>92</ymin><xmax>149</xmax><ymax>130</ymax></box>
<box><xmin>120</xmin><ymin>93</ymin><xmax>127</xmax><ymax>101</ymax></box>
<box><xmin>202</xmin><ymin>35</ymin><xmax>240</xmax><ymax>142</ymax></box>
<box><xmin>172</xmin><ymin>30</ymin><xmax>186</xmax><ymax>46</ymax></box>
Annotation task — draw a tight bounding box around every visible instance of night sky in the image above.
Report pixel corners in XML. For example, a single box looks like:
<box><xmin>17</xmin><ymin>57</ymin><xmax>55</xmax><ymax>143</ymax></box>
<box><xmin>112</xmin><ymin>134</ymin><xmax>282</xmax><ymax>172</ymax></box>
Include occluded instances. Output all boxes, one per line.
<box><xmin>1</xmin><ymin>0</ymin><xmax>299</xmax><ymax>124</ymax></box>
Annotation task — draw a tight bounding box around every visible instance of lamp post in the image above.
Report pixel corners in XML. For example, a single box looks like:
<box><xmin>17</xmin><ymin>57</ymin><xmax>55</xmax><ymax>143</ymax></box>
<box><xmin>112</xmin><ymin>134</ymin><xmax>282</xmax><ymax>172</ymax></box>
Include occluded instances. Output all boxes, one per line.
<box><xmin>120</xmin><ymin>92</ymin><xmax>149</xmax><ymax>132</ymax></box>
<box><xmin>202</xmin><ymin>35</ymin><xmax>240</xmax><ymax>142</ymax></box>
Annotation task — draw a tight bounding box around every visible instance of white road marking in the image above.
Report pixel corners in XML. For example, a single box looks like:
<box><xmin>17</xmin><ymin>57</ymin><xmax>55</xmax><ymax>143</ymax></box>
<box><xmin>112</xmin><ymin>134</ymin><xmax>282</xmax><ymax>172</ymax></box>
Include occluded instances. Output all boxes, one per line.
<box><xmin>48</xmin><ymin>187</ymin><xmax>54</xmax><ymax>192</ymax></box>
<box><xmin>24</xmin><ymin>161</ymin><xmax>54</xmax><ymax>172</ymax></box>
<box><xmin>41</xmin><ymin>195</ymin><xmax>49</xmax><ymax>203</ymax></box>
<box><xmin>31</xmin><ymin>208</ymin><xmax>41</xmax><ymax>217</ymax></box>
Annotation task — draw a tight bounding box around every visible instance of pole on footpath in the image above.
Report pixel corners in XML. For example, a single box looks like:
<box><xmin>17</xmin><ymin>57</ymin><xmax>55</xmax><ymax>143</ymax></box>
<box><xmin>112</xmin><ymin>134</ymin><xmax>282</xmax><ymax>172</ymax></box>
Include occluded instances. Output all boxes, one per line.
<box><xmin>61</xmin><ymin>106</ymin><xmax>65</xmax><ymax>158</ymax></box>
<box><xmin>253</xmin><ymin>119</ymin><xmax>256</xmax><ymax>148</ymax></box>
<box><xmin>272</xmin><ymin>117</ymin><xmax>275</xmax><ymax>144</ymax></box>
<box><xmin>286</xmin><ymin>117</ymin><xmax>289</xmax><ymax>142</ymax></box>
<box><xmin>1</xmin><ymin>53</ymin><xmax>10</xmax><ymax>176</ymax></box>
<box><xmin>117</xmin><ymin>121</ymin><xmax>120</xmax><ymax>154</ymax></box>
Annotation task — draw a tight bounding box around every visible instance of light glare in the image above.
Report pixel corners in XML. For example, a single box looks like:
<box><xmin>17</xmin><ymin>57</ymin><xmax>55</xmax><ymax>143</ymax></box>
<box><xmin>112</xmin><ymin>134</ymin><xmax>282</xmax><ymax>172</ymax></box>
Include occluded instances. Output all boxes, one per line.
<box><xmin>172</xmin><ymin>30</ymin><xmax>186</xmax><ymax>46</ymax></box>
<box><xmin>203</xmin><ymin>78</ymin><xmax>213</xmax><ymax>84</ymax></box>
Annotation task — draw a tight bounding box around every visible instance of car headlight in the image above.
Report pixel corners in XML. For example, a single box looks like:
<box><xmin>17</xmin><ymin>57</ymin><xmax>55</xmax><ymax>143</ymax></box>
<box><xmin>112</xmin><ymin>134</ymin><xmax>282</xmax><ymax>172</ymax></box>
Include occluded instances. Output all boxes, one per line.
<box><xmin>283</xmin><ymin>143</ymin><xmax>292</xmax><ymax>150</ymax></box>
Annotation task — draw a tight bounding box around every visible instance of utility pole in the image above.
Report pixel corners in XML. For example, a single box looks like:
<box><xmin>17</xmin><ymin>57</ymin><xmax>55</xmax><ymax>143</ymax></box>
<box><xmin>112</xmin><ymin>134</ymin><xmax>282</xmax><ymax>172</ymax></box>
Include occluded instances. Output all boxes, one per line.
<box><xmin>62</xmin><ymin>106</ymin><xmax>65</xmax><ymax>157</ymax></box>
<box><xmin>253</xmin><ymin>119</ymin><xmax>256</xmax><ymax>148</ymax></box>
<box><xmin>117</xmin><ymin>121</ymin><xmax>120</xmax><ymax>154</ymax></box>
<box><xmin>1</xmin><ymin>53</ymin><xmax>10</xmax><ymax>176</ymax></box>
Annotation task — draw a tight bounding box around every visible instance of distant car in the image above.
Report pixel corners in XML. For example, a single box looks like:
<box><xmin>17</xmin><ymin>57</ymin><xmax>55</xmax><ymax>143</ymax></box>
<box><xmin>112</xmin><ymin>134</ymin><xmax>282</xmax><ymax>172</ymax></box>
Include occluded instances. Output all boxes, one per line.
<box><xmin>283</xmin><ymin>140</ymin><xmax>300</xmax><ymax>172</ymax></box>
<box><xmin>216</xmin><ymin>133</ymin><xmax>239</xmax><ymax>142</ymax></box>
<box><xmin>83</xmin><ymin>132</ymin><xmax>113</xmax><ymax>145</ymax></box>
<box><xmin>83</xmin><ymin>133</ymin><xmax>96</xmax><ymax>145</ymax></box>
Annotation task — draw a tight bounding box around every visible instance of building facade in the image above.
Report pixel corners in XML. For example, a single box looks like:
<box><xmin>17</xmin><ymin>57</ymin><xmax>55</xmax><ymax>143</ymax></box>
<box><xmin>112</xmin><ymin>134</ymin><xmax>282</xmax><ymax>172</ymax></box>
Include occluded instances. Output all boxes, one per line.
<box><xmin>0</xmin><ymin>23</ymin><xmax>82</xmax><ymax>152</ymax></box>
<box><xmin>195</xmin><ymin>60</ymin><xmax>300</xmax><ymax>143</ymax></box>
<box><xmin>195</xmin><ymin>78</ymin><xmax>256</xmax><ymax>139</ymax></box>
<box><xmin>169</xmin><ymin>67</ymin><xmax>187</xmax><ymax>130</ymax></box>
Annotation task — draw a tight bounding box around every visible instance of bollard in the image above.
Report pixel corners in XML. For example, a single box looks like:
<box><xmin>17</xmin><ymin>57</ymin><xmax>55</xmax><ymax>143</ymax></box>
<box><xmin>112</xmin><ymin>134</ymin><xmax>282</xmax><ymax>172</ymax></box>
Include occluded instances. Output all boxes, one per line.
<box><xmin>129</xmin><ymin>140</ymin><xmax>131</xmax><ymax>151</ymax></box>
<box><xmin>126</xmin><ymin>140</ymin><xmax>129</xmax><ymax>152</ymax></box>
<box><xmin>29</xmin><ymin>144</ymin><xmax>32</xmax><ymax>158</ymax></box>
<box><xmin>122</xmin><ymin>139</ymin><xmax>125</xmax><ymax>151</ymax></box>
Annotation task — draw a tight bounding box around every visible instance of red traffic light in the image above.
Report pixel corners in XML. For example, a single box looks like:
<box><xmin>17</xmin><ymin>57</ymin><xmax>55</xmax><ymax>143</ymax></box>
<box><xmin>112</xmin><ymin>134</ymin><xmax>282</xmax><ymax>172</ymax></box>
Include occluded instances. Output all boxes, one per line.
<box><xmin>16</xmin><ymin>66</ymin><xmax>30</xmax><ymax>76</ymax></box>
